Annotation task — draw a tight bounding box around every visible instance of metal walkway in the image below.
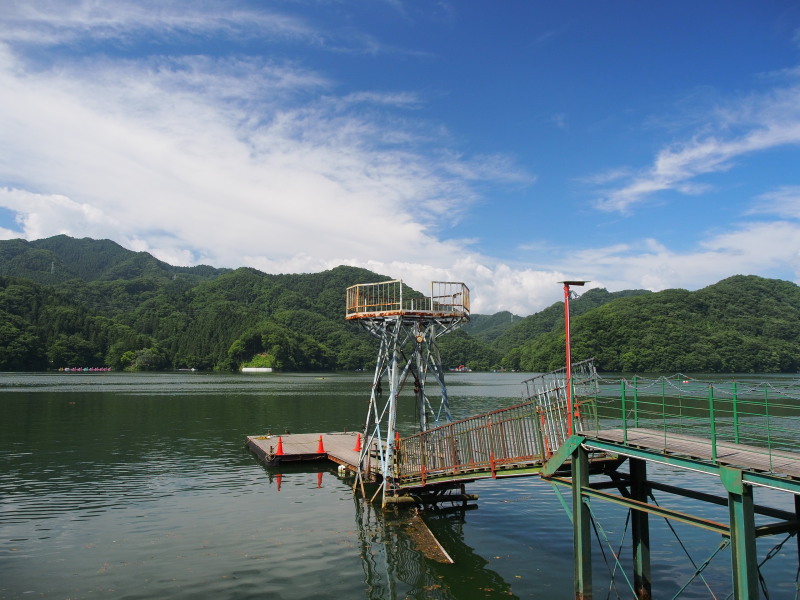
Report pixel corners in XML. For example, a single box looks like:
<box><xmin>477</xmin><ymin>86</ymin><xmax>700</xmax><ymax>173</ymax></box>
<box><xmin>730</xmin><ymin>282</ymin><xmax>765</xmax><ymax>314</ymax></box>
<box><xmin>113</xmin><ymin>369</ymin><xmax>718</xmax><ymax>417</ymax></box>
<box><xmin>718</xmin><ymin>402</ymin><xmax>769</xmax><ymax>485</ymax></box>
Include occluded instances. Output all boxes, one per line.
<box><xmin>589</xmin><ymin>427</ymin><xmax>800</xmax><ymax>480</ymax></box>
<box><xmin>388</xmin><ymin>368</ymin><xmax>800</xmax><ymax>599</ymax></box>
<box><xmin>388</xmin><ymin>360</ymin><xmax>610</xmax><ymax>491</ymax></box>
<box><xmin>542</xmin><ymin>374</ymin><xmax>800</xmax><ymax>600</ymax></box>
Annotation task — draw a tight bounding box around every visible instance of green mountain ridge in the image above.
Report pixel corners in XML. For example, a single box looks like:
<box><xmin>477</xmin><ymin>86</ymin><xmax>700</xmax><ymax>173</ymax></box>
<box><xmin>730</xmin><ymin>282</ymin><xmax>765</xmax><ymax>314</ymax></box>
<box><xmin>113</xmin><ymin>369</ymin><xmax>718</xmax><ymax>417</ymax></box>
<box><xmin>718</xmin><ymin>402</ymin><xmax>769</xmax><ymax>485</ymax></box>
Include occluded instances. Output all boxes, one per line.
<box><xmin>513</xmin><ymin>276</ymin><xmax>800</xmax><ymax>373</ymax></box>
<box><xmin>490</xmin><ymin>287</ymin><xmax>652</xmax><ymax>354</ymax></box>
<box><xmin>0</xmin><ymin>234</ymin><xmax>230</xmax><ymax>284</ymax></box>
<box><xmin>0</xmin><ymin>235</ymin><xmax>798</xmax><ymax>374</ymax></box>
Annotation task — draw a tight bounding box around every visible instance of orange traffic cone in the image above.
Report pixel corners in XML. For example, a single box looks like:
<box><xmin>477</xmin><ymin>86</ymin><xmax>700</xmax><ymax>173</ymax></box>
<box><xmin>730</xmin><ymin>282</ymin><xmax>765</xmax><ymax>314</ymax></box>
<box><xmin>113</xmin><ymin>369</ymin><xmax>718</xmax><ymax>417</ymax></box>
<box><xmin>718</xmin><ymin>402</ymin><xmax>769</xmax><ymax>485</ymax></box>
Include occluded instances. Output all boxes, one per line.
<box><xmin>276</xmin><ymin>436</ymin><xmax>284</xmax><ymax>456</ymax></box>
<box><xmin>275</xmin><ymin>473</ymin><xmax>283</xmax><ymax>492</ymax></box>
<box><xmin>352</xmin><ymin>433</ymin><xmax>362</xmax><ymax>452</ymax></box>
<box><xmin>317</xmin><ymin>471</ymin><xmax>323</xmax><ymax>488</ymax></box>
<box><xmin>317</xmin><ymin>435</ymin><xmax>325</xmax><ymax>453</ymax></box>
<box><xmin>395</xmin><ymin>431</ymin><xmax>401</xmax><ymax>446</ymax></box>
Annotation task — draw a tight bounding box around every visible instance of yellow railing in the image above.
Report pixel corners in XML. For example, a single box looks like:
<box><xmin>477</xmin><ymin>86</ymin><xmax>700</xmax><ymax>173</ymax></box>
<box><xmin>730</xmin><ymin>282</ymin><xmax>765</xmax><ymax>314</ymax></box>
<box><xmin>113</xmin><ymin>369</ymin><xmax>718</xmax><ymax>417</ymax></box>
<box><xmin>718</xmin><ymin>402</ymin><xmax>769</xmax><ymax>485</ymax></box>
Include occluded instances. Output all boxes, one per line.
<box><xmin>346</xmin><ymin>280</ymin><xmax>470</xmax><ymax>319</ymax></box>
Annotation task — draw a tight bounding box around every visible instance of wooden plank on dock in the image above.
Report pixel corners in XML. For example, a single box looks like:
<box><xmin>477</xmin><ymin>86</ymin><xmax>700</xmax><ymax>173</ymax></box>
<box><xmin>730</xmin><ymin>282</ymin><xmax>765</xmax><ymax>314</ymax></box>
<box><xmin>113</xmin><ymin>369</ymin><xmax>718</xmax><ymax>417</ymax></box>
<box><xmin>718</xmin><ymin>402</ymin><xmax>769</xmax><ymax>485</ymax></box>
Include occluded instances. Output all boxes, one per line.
<box><xmin>246</xmin><ymin>431</ymin><xmax>363</xmax><ymax>469</ymax></box>
<box><xmin>586</xmin><ymin>427</ymin><xmax>800</xmax><ymax>479</ymax></box>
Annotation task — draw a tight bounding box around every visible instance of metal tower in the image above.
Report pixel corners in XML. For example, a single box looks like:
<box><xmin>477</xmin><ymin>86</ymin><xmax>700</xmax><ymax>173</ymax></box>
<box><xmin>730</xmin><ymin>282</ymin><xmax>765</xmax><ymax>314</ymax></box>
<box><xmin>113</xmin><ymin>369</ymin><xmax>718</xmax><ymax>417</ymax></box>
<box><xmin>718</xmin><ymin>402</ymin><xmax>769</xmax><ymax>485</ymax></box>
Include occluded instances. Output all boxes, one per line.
<box><xmin>345</xmin><ymin>280</ymin><xmax>470</xmax><ymax>506</ymax></box>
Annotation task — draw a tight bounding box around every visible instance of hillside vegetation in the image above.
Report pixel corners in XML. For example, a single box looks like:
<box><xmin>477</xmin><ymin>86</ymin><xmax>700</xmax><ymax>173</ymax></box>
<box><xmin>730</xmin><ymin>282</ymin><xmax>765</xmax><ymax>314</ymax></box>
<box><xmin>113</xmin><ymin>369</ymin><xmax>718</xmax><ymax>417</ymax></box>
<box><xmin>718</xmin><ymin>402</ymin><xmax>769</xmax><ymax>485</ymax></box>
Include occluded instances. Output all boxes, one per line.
<box><xmin>1</xmin><ymin>236</ymin><xmax>798</xmax><ymax>374</ymax></box>
<box><xmin>513</xmin><ymin>276</ymin><xmax>800</xmax><ymax>373</ymax></box>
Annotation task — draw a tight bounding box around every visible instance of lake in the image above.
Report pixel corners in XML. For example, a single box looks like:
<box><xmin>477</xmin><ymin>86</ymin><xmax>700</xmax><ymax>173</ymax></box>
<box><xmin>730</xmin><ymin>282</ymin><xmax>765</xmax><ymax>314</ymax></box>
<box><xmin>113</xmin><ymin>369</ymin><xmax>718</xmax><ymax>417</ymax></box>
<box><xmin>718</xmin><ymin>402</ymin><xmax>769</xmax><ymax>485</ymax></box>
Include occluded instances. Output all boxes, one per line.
<box><xmin>1</xmin><ymin>371</ymin><xmax>798</xmax><ymax>599</ymax></box>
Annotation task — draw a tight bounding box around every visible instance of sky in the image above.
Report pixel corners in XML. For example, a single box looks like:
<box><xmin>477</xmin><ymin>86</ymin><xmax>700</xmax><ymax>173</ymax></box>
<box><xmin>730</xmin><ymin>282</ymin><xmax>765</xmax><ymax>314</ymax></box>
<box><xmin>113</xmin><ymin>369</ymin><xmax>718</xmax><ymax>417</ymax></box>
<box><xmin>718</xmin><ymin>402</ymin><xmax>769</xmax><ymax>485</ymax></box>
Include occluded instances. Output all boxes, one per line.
<box><xmin>1</xmin><ymin>1</ymin><xmax>799</xmax><ymax>315</ymax></box>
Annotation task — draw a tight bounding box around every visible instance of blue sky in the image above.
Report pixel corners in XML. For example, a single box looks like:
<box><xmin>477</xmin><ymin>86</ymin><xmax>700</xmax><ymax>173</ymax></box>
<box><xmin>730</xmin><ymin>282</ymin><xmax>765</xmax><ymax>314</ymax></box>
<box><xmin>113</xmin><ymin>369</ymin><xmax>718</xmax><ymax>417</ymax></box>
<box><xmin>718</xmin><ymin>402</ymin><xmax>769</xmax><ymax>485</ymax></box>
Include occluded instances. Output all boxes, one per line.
<box><xmin>1</xmin><ymin>1</ymin><xmax>799</xmax><ymax>314</ymax></box>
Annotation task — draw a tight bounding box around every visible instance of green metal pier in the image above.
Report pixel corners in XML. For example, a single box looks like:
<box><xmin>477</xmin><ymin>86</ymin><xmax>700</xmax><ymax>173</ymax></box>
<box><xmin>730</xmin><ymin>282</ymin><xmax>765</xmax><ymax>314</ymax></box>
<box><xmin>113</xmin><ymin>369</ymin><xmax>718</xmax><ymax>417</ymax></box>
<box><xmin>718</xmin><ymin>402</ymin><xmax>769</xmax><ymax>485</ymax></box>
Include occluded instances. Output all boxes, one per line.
<box><xmin>372</xmin><ymin>366</ymin><xmax>800</xmax><ymax>599</ymax></box>
<box><xmin>543</xmin><ymin>374</ymin><xmax>800</xmax><ymax>599</ymax></box>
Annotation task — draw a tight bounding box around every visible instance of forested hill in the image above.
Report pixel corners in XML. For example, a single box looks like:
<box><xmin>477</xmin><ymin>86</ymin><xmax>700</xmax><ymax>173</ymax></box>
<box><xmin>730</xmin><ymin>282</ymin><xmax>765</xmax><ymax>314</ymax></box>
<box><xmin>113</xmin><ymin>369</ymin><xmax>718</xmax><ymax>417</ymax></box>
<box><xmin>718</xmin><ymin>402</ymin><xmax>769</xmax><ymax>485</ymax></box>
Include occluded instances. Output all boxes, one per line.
<box><xmin>0</xmin><ymin>236</ymin><xmax>386</xmax><ymax>371</ymax></box>
<box><xmin>0</xmin><ymin>235</ymin><xmax>798</xmax><ymax>373</ymax></box>
<box><xmin>0</xmin><ymin>235</ymin><xmax>229</xmax><ymax>284</ymax></box>
<box><xmin>461</xmin><ymin>311</ymin><xmax>521</xmax><ymax>342</ymax></box>
<box><xmin>508</xmin><ymin>275</ymin><xmax>800</xmax><ymax>374</ymax></box>
<box><xmin>489</xmin><ymin>288</ymin><xmax>652</xmax><ymax>353</ymax></box>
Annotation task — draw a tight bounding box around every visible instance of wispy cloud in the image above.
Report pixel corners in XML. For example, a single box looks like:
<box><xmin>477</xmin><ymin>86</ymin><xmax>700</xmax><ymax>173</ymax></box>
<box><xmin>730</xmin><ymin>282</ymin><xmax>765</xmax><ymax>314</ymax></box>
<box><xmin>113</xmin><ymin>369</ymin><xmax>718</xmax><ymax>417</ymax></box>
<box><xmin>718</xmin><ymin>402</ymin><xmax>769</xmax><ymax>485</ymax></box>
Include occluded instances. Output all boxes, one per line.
<box><xmin>750</xmin><ymin>186</ymin><xmax>800</xmax><ymax>219</ymax></box>
<box><xmin>556</xmin><ymin>221</ymin><xmax>800</xmax><ymax>292</ymax></box>
<box><xmin>594</xmin><ymin>77</ymin><xmax>800</xmax><ymax>213</ymax></box>
<box><xmin>549</xmin><ymin>112</ymin><xmax>568</xmax><ymax>131</ymax></box>
<box><xmin>0</xmin><ymin>0</ymin><xmax>315</xmax><ymax>46</ymax></box>
<box><xmin>0</xmin><ymin>0</ymin><xmax>531</xmax><ymax>313</ymax></box>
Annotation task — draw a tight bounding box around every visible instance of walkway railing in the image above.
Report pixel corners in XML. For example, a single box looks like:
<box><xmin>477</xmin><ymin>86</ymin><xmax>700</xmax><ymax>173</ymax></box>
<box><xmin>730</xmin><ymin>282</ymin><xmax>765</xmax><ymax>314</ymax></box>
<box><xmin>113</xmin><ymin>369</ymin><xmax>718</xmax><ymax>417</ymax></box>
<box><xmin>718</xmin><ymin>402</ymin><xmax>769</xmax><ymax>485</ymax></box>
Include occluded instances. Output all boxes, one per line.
<box><xmin>397</xmin><ymin>360</ymin><xmax>599</xmax><ymax>486</ymax></box>
<box><xmin>585</xmin><ymin>375</ymin><xmax>800</xmax><ymax>474</ymax></box>
<box><xmin>521</xmin><ymin>359</ymin><xmax>599</xmax><ymax>452</ymax></box>
<box><xmin>398</xmin><ymin>401</ymin><xmax>543</xmax><ymax>485</ymax></box>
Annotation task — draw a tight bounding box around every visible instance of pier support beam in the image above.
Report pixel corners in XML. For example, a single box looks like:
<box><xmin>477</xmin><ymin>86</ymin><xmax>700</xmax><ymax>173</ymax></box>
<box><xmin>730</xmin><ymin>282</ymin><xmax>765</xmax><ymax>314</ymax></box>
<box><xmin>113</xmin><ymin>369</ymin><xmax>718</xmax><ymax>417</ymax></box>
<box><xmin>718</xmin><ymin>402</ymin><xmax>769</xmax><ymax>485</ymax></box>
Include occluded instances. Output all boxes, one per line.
<box><xmin>796</xmin><ymin>495</ymin><xmax>800</xmax><ymax>569</ymax></box>
<box><xmin>721</xmin><ymin>467</ymin><xmax>758</xmax><ymax>600</ymax></box>
<box><xmin>572</xmin><ymin>444</ymin><xmax>592</xmax><ymax>599</ymax></box>
<box><xmin>630</xmin><ymin>458</ymin><xmax>652</xmax><ymax>600</ymax></box>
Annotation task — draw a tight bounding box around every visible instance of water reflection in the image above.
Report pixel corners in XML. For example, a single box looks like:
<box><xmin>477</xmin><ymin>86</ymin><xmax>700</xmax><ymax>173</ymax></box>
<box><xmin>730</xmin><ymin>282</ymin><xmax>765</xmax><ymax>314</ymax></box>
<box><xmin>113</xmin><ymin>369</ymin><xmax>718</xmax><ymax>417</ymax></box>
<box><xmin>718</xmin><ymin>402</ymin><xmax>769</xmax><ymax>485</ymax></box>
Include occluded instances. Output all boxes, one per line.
<box><xmin>255</xmin><ymin>461</ymin><xmax>520</xmax><ymax>599</ymax></box>
<box><xmin>354</xmin><ymin>498</ymin><xmax>517</xmax><ymax>600</ymax></box>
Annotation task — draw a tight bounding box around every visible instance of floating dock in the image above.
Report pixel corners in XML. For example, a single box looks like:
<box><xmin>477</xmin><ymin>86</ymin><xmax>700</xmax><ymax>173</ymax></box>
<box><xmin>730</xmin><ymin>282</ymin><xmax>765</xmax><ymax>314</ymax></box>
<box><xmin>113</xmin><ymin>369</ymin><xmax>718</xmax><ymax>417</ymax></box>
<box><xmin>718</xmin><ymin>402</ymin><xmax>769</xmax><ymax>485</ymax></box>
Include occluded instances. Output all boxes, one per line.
<box><xmin>245</xmin><ymin>431</ymin><xmax>480</xmax><ymax>506</ymax></box>
<box><xmin>246</xmin><ymin>431</ymin><xmax>364</xmax><ymax>471</ymax></box>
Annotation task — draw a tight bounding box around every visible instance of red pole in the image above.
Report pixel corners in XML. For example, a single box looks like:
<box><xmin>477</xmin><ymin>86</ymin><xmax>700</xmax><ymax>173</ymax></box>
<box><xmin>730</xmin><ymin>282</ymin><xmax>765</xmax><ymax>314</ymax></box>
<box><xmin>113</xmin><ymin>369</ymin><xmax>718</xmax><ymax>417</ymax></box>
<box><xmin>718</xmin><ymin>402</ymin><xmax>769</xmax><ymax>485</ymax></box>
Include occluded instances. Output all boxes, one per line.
<box><xmin>560</xmin><ymin>280</ymin><xmax>588</xmax><ymax>437</ymax></box>
<box><xmin>563</xmin><ymin>283</ymin><xmax>573</xmax><ymax>437</ymax></box>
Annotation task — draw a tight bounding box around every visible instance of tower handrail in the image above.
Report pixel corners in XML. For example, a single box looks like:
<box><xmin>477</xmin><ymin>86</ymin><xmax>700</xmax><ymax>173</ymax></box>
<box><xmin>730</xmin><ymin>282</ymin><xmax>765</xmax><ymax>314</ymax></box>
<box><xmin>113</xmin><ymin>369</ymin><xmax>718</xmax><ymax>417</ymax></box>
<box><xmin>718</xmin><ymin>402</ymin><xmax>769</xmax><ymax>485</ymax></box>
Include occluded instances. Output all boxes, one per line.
<box><xmin>346</xmin><ymin>280</ymin><xmax>470</xmax><ymax>320</ymax></box>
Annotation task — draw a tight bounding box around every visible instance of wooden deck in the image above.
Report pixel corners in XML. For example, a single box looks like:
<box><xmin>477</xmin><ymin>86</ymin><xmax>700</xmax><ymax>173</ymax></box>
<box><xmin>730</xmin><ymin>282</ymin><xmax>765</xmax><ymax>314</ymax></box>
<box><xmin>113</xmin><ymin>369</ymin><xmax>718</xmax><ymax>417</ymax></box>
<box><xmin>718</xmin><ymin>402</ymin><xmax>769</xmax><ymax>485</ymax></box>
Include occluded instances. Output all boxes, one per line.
<box><xmin>585</xmin><ymin>427</ymin><xmax>800</xmax><ymax>479</ymax></box>
<box><xmin>246</xmin><ymin>431</ymin><xmax>363</xmax><ymax>470</ymax></box>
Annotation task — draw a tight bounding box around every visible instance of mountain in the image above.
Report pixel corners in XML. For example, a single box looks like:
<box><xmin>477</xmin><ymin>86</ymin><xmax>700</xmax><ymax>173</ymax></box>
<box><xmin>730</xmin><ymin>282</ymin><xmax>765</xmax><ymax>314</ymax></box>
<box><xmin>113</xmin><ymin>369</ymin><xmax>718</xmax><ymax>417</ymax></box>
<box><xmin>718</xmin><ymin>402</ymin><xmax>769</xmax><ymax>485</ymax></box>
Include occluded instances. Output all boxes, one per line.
<box><xmin>0</xmin><ymin>235</ymin><xmax>229</xmax><ymax>284</ymax></box>
<box><xmin>0</xmin><ymin>236</ymin><xmax>387</xmax><ymax>371</ymax></box>
<box><xmin>511</xmin><ymin>275</ymin><xmax>800</xmax><ymax>374</ymax></box>
<box><xmin>1</xmin><ymin>235</ymin><xmax>798</xmax><ymax>374</ymax></box>
<box><xmin>461</xmin><ymin>311</ymin><xmax>521</xmax><ymax>342</ymax></box>
<box><xmin>490</xmin><ymin>287</ymin><xmax>651</xmax><ymax>355</ymax></box>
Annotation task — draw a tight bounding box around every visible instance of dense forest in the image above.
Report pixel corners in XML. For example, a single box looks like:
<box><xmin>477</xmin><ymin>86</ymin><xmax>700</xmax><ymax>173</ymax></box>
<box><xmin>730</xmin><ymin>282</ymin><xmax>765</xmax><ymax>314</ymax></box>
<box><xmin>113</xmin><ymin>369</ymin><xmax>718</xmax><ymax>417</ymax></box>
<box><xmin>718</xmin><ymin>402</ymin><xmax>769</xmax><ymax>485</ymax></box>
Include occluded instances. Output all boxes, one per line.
<box><xmin>1</xmin><ymin>235</ymin><xmax>799</xmax><ymax>374</ymax></box>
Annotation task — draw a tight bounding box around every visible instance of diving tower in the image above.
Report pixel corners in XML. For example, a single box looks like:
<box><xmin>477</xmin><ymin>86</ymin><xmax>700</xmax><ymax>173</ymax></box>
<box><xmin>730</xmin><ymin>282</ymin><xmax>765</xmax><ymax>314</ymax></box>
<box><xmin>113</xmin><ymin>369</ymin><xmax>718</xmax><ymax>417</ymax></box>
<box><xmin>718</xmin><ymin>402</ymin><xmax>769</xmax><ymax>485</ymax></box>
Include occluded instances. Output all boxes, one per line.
<box><xmin>346</xmin><ymin>280</ymin><xmax>470</xmax><ymax>506</ymax></box>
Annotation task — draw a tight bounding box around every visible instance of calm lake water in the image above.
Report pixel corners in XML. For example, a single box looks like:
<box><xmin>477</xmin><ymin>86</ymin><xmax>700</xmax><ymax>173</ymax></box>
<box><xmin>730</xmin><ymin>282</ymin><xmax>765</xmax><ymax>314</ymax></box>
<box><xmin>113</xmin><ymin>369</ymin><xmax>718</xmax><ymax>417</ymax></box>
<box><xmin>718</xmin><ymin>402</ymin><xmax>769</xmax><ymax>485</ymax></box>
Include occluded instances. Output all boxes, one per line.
<box><xmin>1</xmin><ymin>372</ymin><xmax>798</xmax><ymax>599</ymax></box>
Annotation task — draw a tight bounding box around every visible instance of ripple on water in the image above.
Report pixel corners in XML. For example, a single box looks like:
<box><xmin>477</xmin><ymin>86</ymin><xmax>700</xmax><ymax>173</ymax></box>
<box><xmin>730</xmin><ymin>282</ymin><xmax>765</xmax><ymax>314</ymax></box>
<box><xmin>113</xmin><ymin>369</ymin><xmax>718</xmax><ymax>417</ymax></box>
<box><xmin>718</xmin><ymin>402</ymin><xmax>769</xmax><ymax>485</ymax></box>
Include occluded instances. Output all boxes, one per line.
<box><xmin>4</xmin><ymin>372</ymin><xmax>799</xmax><ymax>600</ymax></box>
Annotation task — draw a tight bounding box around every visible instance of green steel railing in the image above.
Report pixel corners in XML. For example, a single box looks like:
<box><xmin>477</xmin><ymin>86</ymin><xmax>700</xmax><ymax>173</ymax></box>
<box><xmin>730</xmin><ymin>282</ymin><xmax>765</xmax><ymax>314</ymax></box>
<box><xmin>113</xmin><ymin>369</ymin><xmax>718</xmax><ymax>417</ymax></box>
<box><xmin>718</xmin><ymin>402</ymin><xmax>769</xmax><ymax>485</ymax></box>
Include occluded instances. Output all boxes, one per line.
<box><xmin>585</xmin><ymin>375</ymin><xmax>800</xmax><ymax>474</ymax></box>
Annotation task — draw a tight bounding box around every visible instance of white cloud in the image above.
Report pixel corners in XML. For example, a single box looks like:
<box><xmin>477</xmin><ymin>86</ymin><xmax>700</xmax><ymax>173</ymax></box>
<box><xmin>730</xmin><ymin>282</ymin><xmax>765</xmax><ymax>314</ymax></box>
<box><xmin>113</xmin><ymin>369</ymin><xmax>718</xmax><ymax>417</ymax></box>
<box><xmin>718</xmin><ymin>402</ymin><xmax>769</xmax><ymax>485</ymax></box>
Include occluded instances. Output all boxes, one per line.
<box><xmin>0</xmin><ymin>4</ymin><xmax>534</xmax><ymax>313</ymax></box>
<box><xmin>0</xmin><ymin>0</ymin><xmax>315</xmax><ymax>46</ymax></box>
<box><xmin>750</xmin><ymin>186</ymin><xmax>800</xmax><ymax>219</ymax></box>
<box><xmin>594</xmin><ymin>79</ymin><xmax>800</xmax><ymax>212</ymax></box>
<box><xmin>0</xmin><ymin>188</ymin><xmax>118</xmax><ymax>239</ymax></box>
<box><xmin>556</xmin><ymin>221</ymin><xmax>800</xmax><ymax>294</ymax></box>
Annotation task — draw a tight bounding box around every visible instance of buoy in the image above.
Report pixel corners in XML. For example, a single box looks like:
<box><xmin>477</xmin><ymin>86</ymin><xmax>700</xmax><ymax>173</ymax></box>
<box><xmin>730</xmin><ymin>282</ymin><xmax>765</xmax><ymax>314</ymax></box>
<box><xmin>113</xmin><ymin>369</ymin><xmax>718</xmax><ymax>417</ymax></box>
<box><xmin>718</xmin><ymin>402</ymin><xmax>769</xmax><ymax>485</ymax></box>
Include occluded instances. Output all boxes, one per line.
<box><xmin>352</xmin><ymin>433</ymin><xmax>362</xmax><ymax>452</ymax></box>
<box><xmin>317</xmin><ymin>435</ymin><xmax>325</xmax><ymax>453</ymax></box>
<box><xmin>276</xmin><ymin>436</ymin><xmax>284</xmax><ymax>455</ymax></box>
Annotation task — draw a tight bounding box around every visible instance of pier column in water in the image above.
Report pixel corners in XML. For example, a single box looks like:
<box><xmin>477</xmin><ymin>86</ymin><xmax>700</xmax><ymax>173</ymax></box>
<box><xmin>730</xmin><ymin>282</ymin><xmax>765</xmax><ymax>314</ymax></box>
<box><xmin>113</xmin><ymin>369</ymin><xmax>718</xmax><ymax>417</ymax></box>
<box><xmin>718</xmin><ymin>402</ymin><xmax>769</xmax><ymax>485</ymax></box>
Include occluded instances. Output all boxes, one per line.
<box><xmin>630</xmin><ymin>458</ymin><xmax>651</xmax><ymax>600</ymax></box>
<box><xmin>572</xmin><ymin>444</ymin><xmax>592</xmax><ymax>599</ymax></box>
<box><xmin>721</xmin><ymin>467</ymin><xmax>757</xmax><ymax>599</ymax></box>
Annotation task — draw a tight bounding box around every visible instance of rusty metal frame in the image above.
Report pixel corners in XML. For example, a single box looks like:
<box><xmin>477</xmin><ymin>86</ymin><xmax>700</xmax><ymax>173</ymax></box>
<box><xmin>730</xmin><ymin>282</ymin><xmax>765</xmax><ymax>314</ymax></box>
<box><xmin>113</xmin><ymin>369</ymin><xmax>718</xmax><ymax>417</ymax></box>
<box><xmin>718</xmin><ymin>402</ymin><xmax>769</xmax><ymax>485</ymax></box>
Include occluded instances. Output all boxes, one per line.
<box><xmin>348</xmin><ymin>280</ymin><xmax>470</xmax><ymax>507</ymax></box>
